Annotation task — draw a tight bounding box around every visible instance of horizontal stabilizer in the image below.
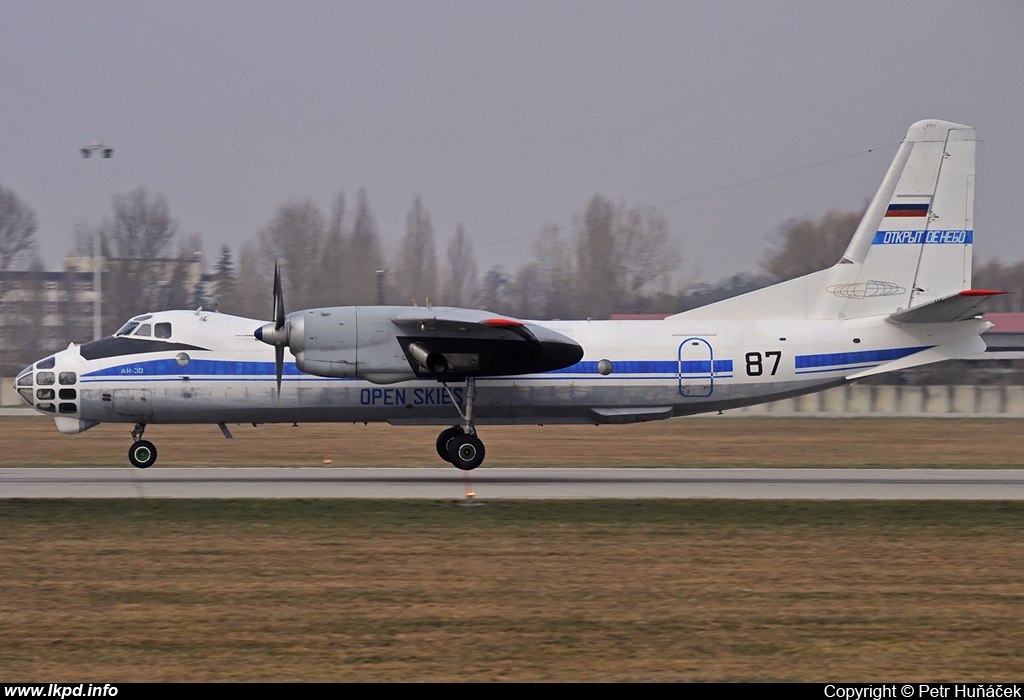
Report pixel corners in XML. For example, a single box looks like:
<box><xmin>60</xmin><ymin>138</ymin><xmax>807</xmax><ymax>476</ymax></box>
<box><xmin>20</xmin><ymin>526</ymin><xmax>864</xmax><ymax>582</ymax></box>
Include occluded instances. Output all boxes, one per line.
<box><xmin>846</xmin><ymin>334</ymin><xmax>987</xmax><ymax>380</ymax></box>
<box><xmin>887</xmin><ymin>290</ymin><xmax>1007</xmax><ymax>324</ymax></box>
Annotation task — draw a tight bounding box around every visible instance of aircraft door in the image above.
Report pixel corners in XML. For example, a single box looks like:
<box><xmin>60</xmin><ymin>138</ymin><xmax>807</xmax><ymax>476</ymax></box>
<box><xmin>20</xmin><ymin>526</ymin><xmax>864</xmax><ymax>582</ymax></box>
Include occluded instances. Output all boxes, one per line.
<box><xmin>678</xmin><ymin>337</ymin><xmax>714</xmax><ymax>398</ymax></box>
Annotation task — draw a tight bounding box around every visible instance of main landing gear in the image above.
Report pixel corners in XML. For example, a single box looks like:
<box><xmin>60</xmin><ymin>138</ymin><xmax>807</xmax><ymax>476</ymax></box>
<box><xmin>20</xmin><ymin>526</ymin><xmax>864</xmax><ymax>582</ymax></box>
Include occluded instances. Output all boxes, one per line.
<box><xmin>128</xmin><ymin>423</ymin><xmax>157</xmax><ymax>469</ymax></box>
<box><xmin>436</xmin><ymin>376</ymin><xmax>486</xmax><ymax>470</ymax></box>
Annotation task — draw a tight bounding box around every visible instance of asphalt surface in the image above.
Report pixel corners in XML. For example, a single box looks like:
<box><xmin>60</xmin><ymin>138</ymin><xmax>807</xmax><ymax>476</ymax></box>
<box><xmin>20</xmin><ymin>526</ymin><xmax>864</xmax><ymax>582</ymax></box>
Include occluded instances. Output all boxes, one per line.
<box><xmin>2</xmin><ymin>467</ymin><xmax>1024</xmax><ymax>499</ymax></box>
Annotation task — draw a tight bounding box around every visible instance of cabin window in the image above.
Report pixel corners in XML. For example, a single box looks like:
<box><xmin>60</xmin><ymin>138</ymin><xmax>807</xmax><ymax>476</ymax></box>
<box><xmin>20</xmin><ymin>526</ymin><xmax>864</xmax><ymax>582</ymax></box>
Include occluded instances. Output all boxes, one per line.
<box><xmin>155</xmin><ymin>322</ymin><xmax>172</xmax><ymax>339</ymax></box>
<box><xmin>134</xmin><ymin>323</ymin><xmax>152</xmax><ymax>337</ymax></box>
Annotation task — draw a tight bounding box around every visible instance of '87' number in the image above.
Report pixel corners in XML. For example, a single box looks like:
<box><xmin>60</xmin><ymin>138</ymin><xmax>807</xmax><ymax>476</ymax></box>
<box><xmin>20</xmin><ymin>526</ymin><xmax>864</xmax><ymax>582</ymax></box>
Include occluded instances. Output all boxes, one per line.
<box><xmin>745</xmin><ymin>351</ymin><xmax>782</xmax><ymax>376</ymax></box>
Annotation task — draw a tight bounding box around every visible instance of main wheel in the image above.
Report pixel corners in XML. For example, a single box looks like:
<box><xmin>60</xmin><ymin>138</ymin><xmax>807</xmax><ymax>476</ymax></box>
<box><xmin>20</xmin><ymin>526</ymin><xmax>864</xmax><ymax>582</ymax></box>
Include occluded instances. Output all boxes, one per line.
<box><xmin>448</xmin><ymin>433</ymin><xmax>485</xmax><ymax>471</ymax></box>
<box><xmin>128</xmin><ymin>440</ymin><xmax>158</xmax><ymax>469</ymax></box>
<box><xmin>435</xmin><ymin>427</ymin><xmax>463</xmax><ymax>463</ymax></box>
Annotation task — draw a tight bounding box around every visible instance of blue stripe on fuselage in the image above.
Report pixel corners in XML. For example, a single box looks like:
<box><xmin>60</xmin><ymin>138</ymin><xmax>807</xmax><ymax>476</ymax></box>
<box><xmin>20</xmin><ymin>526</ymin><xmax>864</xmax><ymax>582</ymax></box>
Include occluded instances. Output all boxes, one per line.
<box><xmin>82</xmin><ymin>357</ymin><xmax>736</xmax><ymax>380</ymax></box>
<box><xmin>794</xmin><ymin>346</ymin><xmax>930</xmax><ymax>371</ymax></box>
<box><xmin>549</xmin><ymin>360</ymin><xmax>733</xmax><ymax>374</ymax></box>
<box><xmin>82</xmin><ymin>358</ymin><xmax>308</xmax><ymax>378</ymax></box>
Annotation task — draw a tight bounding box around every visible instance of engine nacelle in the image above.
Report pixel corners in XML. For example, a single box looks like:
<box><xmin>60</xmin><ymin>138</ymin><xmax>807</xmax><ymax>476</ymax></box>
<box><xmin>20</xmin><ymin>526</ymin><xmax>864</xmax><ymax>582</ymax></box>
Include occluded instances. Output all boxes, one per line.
<box><xmin>259</xmin><ymin>305</ymin><xmax>584</xmax><ymax>385</ymax></box>
<box><xmin>289</xmin><ymin>306</ymin><xmax>420</xmax><ymax>384</ymax></box>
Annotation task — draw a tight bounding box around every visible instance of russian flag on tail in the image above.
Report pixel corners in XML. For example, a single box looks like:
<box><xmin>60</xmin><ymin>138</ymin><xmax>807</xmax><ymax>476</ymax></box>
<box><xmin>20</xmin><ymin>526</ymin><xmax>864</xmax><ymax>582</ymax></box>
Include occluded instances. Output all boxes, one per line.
<box><xmin>884</xmin><ymin>202</ymin><xmax>930</xmax><ymax>218</ymax></box>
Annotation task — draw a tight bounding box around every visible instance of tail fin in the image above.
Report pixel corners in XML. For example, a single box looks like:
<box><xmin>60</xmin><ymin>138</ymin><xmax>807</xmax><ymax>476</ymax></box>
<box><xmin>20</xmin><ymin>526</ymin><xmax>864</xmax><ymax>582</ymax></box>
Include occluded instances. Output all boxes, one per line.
<box><xmin>673</xmin><ymin>119</ymin><xmax>976</xmax><ymax>321</ymax></box>
<box><xmin>837</xmin><ymin>119</ymin><xmax>975</xmax><ymax>318</ymax></box>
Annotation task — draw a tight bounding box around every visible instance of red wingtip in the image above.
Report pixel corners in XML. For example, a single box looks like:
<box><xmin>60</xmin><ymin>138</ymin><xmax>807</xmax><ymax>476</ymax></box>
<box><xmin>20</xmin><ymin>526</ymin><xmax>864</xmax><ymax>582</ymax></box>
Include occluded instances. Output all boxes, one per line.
<box><xmin>959</xmin><ymin>289</ymin><xmax>1009</xmax><ymax>296</ymax></box>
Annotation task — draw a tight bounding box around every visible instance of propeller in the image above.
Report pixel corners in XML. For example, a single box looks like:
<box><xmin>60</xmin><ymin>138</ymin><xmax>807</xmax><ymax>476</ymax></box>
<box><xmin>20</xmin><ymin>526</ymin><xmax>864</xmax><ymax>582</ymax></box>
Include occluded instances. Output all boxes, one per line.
<box><xmin>272</xmin><ymin>263</ymin><xmax>285</xmax><ymax>392</ymax></box>
<box><xmin>254</xmin><ymin>261</ymin><xmax>288</xmax><ymax>394</ymax></box>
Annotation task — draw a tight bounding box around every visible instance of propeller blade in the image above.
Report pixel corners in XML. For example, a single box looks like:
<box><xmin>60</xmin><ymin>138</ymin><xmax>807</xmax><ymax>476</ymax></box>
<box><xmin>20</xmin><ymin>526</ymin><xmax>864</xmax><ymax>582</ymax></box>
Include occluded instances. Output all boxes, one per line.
<box><xmin>275</xmin><ymin>344</ymin><xmax>284</xmax><ymax>394</ymax></box>
<box><xmin>273</xmin><ymin>261</ymin><xmax>285</xmax><ymax>330</ymax></box>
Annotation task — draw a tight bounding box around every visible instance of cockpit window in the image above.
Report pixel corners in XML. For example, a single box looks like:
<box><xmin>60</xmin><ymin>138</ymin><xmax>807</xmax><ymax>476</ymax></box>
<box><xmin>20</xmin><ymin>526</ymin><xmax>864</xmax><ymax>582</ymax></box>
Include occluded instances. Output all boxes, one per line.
<box><xmin>36</xmin><ymin>357</ymin><xmax>55</xmax><ymax>370</ymax></box>
<box><xmin>155</xmin><ymin>322</ymin><xmax>172</xmax><ymax>339</ymax></box>
<box><xmin>16</xmin><ymin>371</ymin><xmax>33</xmax><ymax>387</ymax></box>
<box><xmin>134</xmin><ymin>323</ymin><xmax>152</xmax><ymax>337</ymax></box>
<box><xmin>116</xmin><ymin>321</ymin><xmax>139</xmax><ymax>336</ymax></box>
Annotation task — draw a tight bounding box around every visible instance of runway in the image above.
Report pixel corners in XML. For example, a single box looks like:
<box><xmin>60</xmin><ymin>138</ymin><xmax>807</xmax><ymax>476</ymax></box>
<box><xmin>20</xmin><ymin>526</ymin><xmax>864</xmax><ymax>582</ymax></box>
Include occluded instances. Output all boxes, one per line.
<box><xmin>2</xmin><ymin>467</ymin><xmax>1024</xmax><ymax>499</ymax></box>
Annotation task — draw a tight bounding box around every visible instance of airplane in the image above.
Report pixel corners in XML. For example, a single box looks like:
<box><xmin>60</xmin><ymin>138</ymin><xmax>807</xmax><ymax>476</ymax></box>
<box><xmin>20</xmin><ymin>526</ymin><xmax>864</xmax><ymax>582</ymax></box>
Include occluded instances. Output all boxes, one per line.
<box><xmin>14</xmin><ymin>119</ymin><xmax>1000</xmax><ymax>470</ymax></box>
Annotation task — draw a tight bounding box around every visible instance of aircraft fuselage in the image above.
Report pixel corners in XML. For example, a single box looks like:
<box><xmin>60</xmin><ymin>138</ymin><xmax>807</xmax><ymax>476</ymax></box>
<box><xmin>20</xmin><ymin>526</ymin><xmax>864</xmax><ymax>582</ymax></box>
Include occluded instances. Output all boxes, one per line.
<box><xmin>17</xmin><ymin>308</ymin><xmax>983</xmax><ymax>434</ymax></box>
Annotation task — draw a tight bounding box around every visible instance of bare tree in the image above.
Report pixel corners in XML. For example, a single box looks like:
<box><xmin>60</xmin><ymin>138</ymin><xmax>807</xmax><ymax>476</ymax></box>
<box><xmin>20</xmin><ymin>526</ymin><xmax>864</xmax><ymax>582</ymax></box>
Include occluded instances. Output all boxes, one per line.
<box><xmin>441</xmin><ymin>224</ymin><xmax>478</xmax><ymax>307</ymax></box>
<box><xmin>101</xmin><ymin>188</ymin><xmax>186</xmax><ymax>329</ymax></box>
<box><xmin>506</xmin><ymin>262</ymin><xmax>545</xmax><ymax>318</ymax></box>
<box><xmin>477</xmin><ymin>265</ymin><xmax>511</xmax><ymax>314</ymax></box>
<box><xmin>347</xmin><ymin>189</ymin><xmax>385</xmax><ymax>304</ymax></box>
<box><xmin>234</xmin><ymin>240</ymin><xmax>269</xmax><ymax>320</ymax></box>
<box><xmin>0</xmin><ymin>185</ymin><xmax>38</xmax><ymax>276</ymax></box>
<box><xmin>762</xmin><ymin>208</ymin><xmax>864</xmax><ymax>282</ymax></box>
<box><xmin>616</xmin><ymin>207</ymin><xmax>677</xmax><ymax>308</ymax></box>
<box><xmin>0</xmin><ymin>186</ymin><xmax>39</xmax><ymax>366</ymax></box>
<box><xmin>316</xmin><ymin>190</ymin><xmax>348</xmax><ymax>305</ymax></box>
<box><xmin>574</xmin><ymin>195</ymin><xmax>618</xmax><ymax>318</ymax></box>
<box><xmin>109</xmin><ymin>187</ymin><xmax>178</xmax><ymax>259</ymax></box>
<box><xmin>258</xmin><ymin>198</ymin><xmax>326</xmax><ymax>310</ymax></box>
<box><xmin>974</xmin><ymin>258</ymin><xmax>1024</xmax><ymax>313</ymax></box>
<box><xmin>533</xmin><ymin>224</ymin><xmax>574</xmax><ymax>319</ymax></box>
<box><xmin>394</xmin><ymin>194</ymin><xmax>437</xmax><ymax>304</ymax></box>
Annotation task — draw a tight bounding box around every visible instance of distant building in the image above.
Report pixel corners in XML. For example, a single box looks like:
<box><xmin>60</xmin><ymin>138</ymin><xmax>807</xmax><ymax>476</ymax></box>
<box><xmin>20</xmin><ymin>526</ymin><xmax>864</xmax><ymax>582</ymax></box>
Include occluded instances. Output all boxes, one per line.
<box><xmin>0</xmin><ymin>256</ymin><xmax>208</xmax><ymax>374</ymax></box>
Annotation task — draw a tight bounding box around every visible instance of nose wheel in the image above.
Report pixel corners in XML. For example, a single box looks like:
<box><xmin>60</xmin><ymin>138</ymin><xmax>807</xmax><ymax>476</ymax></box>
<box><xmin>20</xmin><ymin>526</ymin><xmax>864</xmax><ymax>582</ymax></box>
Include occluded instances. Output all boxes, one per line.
<box><xmin>128</xmin><ymin>423</ymin><xmax>158</xmax><ymax>469</ymax></box>
<box><xmin>436</xmin><ymin>377</ymin><xmax>486</xmax><ymax>470</ymax></box>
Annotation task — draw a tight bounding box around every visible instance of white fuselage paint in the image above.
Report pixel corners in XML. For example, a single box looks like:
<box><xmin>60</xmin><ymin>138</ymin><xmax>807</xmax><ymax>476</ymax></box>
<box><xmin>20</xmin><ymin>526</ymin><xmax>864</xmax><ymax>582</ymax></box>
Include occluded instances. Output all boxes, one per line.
<box><xmin>22</xmin><ymin>308</ymin><xmax>985</xmax><ymax>434</ymax></box>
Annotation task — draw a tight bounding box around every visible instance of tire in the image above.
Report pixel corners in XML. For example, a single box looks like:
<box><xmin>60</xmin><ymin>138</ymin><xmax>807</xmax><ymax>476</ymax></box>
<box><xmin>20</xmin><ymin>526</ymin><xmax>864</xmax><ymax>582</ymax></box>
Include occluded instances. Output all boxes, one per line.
<box><xmin>435</xmin><ymin>427</ymin><xmax>463</xmax><ymax>463</ymax></box>
<box><xmin>447</xmin><ymin>433</ymin><xmax>485</xmax><ymax>471</ymax></box>
<box><xmin>128</xmin><ymin>440</ymin><xmax>158</xmax><ymax>469</ymax></box>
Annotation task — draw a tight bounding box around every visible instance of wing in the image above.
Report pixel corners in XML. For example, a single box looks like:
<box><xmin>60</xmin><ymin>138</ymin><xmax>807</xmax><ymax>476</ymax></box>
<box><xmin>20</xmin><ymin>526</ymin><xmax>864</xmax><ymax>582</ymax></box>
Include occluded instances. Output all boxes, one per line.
<box><xmin>259</xmin><ymin>304</ymin><xmax>584</xmax><ymax>383</ymax></box>
<box><xmin>389</xmin><ymin>307</ymin><xmax>582</xmax><ymax>380</ymax></box>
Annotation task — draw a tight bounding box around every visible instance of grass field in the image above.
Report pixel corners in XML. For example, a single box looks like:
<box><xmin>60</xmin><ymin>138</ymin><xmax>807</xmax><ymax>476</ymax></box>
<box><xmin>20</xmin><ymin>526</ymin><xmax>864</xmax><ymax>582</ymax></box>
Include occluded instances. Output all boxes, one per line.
<box><xmin>1</xmin><ymin>500</ymin><xmax>1022</xmax><ymax>682</ymax></box>
<box><xmin>2</xmin><ymin>418</ymin><xmax>1021</xmax><ymax>680</ymax></box>
<box><xmin>2</xmin><ymin>415</ymin><xmax>1023</xmax><ymax>468</ymax></box>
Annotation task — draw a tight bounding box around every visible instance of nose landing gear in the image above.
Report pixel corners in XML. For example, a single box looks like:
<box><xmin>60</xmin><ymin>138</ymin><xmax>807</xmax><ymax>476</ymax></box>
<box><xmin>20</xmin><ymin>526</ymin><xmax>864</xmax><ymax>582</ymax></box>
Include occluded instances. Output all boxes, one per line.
<box><xmin>128</xmin><ymin>423</ymin><xmax>157</xmax><ymax>469</ymax></box>
<box><xmin>436</xmin><ymin>377</ymin><xmax>486</xmax><ymax>470</ymax></box>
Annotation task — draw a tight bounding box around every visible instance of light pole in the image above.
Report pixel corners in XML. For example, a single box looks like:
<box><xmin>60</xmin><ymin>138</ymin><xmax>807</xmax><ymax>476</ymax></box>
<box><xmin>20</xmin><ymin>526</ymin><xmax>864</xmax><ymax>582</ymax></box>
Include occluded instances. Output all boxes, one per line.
<box><xmin>80</xmin><ymin>142</ymin><xmax>113</xmax><ymax>340</ymax></box>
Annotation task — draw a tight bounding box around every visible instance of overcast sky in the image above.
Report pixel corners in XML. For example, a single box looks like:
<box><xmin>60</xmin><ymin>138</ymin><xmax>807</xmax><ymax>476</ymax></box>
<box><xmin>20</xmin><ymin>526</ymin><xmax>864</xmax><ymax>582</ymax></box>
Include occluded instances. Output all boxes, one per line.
<box><xmin>2</xmin><ymin>0</ymin><xmax>1021</xmax><ymax>289</ymax></box>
